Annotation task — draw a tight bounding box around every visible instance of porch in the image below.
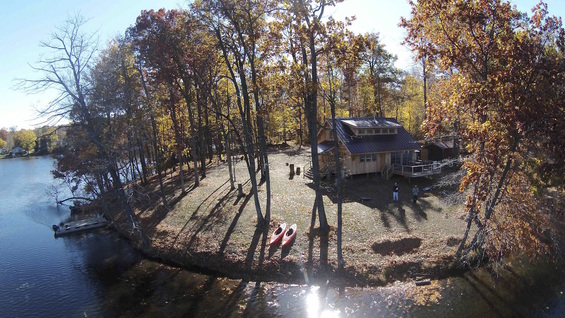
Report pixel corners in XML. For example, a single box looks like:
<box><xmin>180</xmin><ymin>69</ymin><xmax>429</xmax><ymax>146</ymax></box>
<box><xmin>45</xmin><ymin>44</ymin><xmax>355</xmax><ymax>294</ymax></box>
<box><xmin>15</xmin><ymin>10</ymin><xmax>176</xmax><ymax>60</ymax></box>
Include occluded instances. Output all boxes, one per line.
<box><xmin>382</xmin><ymin>161</ymin><xmax>442</xmax><ymax>179</ymax></box>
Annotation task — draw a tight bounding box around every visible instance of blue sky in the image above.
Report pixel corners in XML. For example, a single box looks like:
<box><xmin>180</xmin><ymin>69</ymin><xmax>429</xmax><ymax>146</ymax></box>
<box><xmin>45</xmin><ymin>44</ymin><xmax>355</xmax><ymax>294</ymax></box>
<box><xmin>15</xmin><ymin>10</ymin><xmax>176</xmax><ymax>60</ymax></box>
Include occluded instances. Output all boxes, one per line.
<box><xmin>1</xmin><ymin>0</ymin><xmax>563</xmax><ymax>130</ymax></box>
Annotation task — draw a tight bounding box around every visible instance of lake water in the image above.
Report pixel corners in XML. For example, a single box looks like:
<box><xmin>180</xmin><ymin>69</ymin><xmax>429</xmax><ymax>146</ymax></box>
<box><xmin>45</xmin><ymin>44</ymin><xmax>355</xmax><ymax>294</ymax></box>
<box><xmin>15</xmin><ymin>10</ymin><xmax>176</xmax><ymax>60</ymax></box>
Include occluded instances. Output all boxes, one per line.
<box><xmin>1</xmin><ymin>156</ymin><xmax>565</xmax><ymax>317</ymax></box>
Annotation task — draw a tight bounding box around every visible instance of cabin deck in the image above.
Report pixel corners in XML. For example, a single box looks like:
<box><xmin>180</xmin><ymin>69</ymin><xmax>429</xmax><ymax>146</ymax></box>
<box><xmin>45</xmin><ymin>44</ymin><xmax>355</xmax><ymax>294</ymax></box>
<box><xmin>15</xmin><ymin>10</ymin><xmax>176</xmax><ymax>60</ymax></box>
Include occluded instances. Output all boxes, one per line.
<box><xmin>384</xmin><ymin>162</ymin><xmax>442</xmax><ymax>179</ymax></box>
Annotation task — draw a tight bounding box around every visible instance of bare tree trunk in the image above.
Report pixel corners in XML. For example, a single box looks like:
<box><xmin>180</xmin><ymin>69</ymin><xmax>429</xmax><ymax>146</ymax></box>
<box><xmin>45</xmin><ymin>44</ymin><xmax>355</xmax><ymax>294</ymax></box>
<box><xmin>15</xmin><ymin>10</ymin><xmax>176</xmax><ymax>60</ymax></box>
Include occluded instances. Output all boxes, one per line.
<box><xmin>196</xmin><ymin>86</ymin><xmax>207</xmax><ymax>179</ymax></box>
<box><xmin>303</xmin><ymin>31</ymin><xmax>329</xmax><ymax>233</ymax></box>
<box><xmin>137</xmin><ymin>62</ymin><xmax>168</xmax><ymax>207</ymax></box>
<box><xmin>137</xmin><ymin>137</ymin><xmax>148</xmax><ymax>185</ymax></box>
<box><xmin>168</xmin><ymin>86</ymin><xmax>186</xmax><ymax>193</ymax></box>
<box><xmin>179</xmin><ymin>80</ymin><xmax>200</xmax><ymax>188</ymax></box>
<box><xmin>457</xmin><ymin>139</ymin><xmax>518</xmax><ymax>262</ymax></box>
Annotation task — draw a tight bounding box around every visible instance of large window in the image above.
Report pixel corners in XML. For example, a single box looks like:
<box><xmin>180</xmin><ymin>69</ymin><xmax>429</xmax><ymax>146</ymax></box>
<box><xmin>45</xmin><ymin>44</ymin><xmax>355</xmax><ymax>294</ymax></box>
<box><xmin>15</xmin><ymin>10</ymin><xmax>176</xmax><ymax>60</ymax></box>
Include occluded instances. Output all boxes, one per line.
<box><xmin>391</xmin><ymin>151</ymin><xmax>412</xmax><ymax>164</ymax></box>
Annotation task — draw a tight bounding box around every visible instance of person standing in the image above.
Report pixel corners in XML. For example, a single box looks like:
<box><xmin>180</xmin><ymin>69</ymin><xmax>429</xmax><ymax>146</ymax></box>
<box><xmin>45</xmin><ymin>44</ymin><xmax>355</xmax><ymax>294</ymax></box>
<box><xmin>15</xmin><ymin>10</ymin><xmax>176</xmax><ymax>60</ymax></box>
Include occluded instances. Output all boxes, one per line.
<box><xmin>412</xmin><ymin>185</ymin><xmax>420</xmax><ymax>203</ymax></box>
<box><xmin>393</xmin><ymin>183</ymin><xmax>399</xmax><ymax>201</ymax></box>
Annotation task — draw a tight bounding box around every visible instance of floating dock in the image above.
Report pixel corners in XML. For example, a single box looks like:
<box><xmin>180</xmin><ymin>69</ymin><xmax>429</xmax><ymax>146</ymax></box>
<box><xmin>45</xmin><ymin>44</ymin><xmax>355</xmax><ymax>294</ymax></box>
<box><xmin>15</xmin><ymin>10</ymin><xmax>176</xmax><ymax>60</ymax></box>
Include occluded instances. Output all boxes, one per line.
<box><xmin>52</xmin><ymin>214</ymin><xmax>109</xmax><ymax>237</ymax></box>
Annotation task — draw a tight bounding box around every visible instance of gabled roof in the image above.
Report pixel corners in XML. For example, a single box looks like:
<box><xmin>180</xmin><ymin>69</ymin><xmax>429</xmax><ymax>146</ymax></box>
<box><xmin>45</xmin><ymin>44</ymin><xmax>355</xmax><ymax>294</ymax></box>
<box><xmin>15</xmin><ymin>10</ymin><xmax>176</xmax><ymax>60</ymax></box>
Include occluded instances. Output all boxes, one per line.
<box><xmin>427</xmin><ymin>140</ymin><xmax>454</xmax><ymax>149</ymax></box>
<box><xmin>327</xmin><ymin>117</ymin><xmax>420</xmax><ymax>154</ymax></box>
<box><xmin>317</xmin><ymin>141</ymin><xmax>335</xmax><ymax>154</ymax></box>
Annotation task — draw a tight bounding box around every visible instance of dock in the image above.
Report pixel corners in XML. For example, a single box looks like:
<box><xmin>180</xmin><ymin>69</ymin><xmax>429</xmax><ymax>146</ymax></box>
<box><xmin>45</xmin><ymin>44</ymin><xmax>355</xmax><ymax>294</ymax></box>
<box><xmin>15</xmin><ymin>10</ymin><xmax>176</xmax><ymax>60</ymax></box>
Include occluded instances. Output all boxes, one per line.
<box><xmin>52</xmin><ymin>214</ymin><xmax>109</xmax><ymax>237</ymax></box>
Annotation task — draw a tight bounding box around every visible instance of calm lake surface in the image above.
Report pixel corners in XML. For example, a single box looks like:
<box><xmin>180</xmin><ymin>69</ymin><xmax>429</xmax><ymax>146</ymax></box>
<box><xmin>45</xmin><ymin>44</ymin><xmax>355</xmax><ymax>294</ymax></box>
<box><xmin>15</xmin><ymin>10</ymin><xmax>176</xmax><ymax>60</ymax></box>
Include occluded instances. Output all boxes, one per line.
<box><xmin>1</xmin><ymin>156</ymin><xmax>565</xmax><ymax>317</ymax></box>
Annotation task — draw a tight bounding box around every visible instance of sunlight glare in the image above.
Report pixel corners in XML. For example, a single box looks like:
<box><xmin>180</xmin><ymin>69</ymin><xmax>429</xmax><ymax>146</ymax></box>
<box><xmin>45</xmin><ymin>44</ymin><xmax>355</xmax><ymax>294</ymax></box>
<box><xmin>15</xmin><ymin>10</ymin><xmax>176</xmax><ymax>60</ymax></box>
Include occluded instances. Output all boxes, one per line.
<box><xmin>305</xmin><ymin>286</ymin><xmax>340</xmax><ymax>318</ymax></box>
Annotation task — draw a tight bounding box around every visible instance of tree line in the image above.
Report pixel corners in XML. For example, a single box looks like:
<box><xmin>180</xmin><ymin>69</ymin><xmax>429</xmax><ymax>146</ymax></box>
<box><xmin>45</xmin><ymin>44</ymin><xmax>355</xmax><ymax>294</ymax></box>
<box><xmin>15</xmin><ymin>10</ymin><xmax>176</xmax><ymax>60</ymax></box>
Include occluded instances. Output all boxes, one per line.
<box><xmin>0</xmin><ymin>126</ymin><xmax>63</xmax><ymax>155</ymax></box>
<box><xmin>17</xmin><ymin>0</ymin><xmax>565</xmax><ymax>266</ymax></box>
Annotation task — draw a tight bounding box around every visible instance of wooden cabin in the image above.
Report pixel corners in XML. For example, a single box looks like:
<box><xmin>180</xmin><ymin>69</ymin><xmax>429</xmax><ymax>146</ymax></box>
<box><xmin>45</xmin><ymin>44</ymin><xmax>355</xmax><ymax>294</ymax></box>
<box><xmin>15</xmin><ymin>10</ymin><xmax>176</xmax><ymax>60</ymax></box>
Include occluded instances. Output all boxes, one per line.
<box><xmin>315</xmin><ymin>117</ymin><xmax>440</xmax><ymax>179</ymax></box>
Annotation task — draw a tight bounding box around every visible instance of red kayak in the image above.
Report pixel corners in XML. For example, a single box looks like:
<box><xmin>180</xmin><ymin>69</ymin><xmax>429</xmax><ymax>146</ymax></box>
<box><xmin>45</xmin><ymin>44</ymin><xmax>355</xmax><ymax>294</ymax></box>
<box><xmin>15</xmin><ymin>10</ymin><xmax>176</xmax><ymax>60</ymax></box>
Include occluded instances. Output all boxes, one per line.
<box><xmin>270</xmin><ymin>223</ymin><xmax>286</xmax><ymax>245</ymax></box>
<box><xmin>281</xmin><ymin>223</ymin><xmax>297</xmax><ymax>247</ymax></box>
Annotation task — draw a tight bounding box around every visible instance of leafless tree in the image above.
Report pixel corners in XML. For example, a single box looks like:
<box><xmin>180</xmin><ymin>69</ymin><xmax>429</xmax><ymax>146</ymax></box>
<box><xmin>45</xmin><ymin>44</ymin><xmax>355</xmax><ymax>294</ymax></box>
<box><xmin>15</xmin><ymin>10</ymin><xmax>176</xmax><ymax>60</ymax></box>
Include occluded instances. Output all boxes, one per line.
<box><xmin>17</xmin><ymin>14</ymin><xmax>148</xmax><ymax>245</ymax></box>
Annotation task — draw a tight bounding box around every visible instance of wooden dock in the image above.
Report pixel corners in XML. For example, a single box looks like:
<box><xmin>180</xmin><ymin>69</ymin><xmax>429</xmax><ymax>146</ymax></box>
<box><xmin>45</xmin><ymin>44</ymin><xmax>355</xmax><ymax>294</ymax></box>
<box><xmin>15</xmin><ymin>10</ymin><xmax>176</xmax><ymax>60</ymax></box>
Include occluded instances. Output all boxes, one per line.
<box><xmin>52</xmin><ymin>214</ymin><xmax>109</xmax><ymax>237</ymax></box>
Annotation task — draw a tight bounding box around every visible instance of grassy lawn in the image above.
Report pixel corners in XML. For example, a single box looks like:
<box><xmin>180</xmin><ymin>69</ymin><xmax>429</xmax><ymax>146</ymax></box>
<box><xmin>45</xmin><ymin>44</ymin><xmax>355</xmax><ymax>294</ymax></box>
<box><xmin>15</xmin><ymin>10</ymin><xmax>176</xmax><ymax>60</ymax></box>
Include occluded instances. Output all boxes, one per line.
<box><xmin>131</xmin><ymin>144</ymin><xmax>469</xmax><ymax>287</ymax></box>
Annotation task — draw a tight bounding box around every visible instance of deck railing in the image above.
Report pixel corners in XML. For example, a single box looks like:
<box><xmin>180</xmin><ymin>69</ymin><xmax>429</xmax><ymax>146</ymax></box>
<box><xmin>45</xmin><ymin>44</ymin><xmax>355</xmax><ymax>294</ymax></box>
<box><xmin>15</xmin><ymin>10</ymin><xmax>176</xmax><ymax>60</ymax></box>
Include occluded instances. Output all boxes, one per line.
<box><xmin>390</xmin><ymin>161</ymin><xmax>442</xmax><ymax>177</ymax></box>
<box><xmin>382</xmin><ymin>163</ymin><xmax>395</xmax><ymax>180</ymax></box>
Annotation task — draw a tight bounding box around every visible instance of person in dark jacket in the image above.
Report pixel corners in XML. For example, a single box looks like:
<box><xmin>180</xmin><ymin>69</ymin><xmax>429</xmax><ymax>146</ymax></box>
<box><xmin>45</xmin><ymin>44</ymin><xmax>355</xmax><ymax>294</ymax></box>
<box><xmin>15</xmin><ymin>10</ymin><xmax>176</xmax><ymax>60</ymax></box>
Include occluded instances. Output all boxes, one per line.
<box><xmin>393</xmin><ymin>183</ymin><xmax>399</xmax><ymax>201</ymax></box>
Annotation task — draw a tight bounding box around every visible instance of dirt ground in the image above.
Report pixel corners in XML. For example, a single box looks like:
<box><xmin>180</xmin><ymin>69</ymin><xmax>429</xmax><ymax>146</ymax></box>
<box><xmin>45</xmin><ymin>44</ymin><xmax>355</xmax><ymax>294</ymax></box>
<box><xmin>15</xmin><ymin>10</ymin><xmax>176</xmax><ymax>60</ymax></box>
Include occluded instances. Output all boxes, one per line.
<box><xmin>131</xmin><ymin>144</ymin><xmax>470</xmax><ymax>287</ymax></box>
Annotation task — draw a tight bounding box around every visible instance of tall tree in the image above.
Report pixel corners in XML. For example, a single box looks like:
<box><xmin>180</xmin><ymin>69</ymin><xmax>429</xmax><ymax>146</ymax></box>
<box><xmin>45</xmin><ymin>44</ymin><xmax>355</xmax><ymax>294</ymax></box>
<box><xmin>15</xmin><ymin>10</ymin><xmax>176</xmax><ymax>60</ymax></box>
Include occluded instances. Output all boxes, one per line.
<box><xmin>402</xmin><ymin>0</ymin><xmax>564</xmax><ymax>263</ymax></box>
<box><xmin>396</xmin><ymin>73</ymin><xmax>425</xmax><ymax>139</ymax></box>
<box><xmin>90</xmin><ymin>38</ymin><xmax>152</xmax><ymax>188</ymax></box>
<box><xmin>280</xmin><ymin>0</ymin><xmax>345</xmax><ymax>235</ymax></box>
<box><xmin>130</xmin><ymin>9</ymin><xmax>201</xmax><ymax>189</ymax></box>
<box><xmin>360</xmin><ymin>32</ymin><xmax>399</xmax><ymax>118</ymax></box>
<box><xmin>194</xmin><ymin>0</ymin><xmax>275</xmax><ymax>226</ymax></box>
<box><xmin>17</xmin><ymin>14</ymin><xmax>145</xmax><ymax>242</ymax></box>
<box><xmin>13</xmin><ymin>129</ymin><xmax>37</xmax><ymax>152</ymax></box>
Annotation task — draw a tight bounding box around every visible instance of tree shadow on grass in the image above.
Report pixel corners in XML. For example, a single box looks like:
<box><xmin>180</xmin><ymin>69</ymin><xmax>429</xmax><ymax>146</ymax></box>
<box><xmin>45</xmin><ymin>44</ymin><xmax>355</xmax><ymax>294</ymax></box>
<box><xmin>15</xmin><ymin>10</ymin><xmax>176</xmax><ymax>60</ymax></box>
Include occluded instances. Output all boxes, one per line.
<box><xmin>380</xmin><ymin>209</ymin><xmax>391</xmax><ymax>228</ymax></box>
<box><xmin>413</xmin><ymin>203</ymin><xmax>428</xmax><ymax>220</ymax></box>
<box><xmin>245</xmin><ymin>224</ymin><xmax>269</xmax><ymax>269</ymax></box>
<box><xmin>184</xmin><ymin>190</ymin><xmax>251</xmax><ymax>251</ymax></box>
<box><xmin>319</xmin><ymin>234</ymin><xmax>329</xmax><ymax>270</ymax></box>
<box><xmin>305</xmin><ymin>227</ymin><xmax>330</xmax><ymax>280</ymax></box>
<box><xmin>281</xmin><ymin>238</ymin><xmax>296</xmax><ymax>259</ymax></box>
<box><xmin>216</xmin><ymin>190</ymin><xmax>255</xmax><ymax>257</ymax></box>
<box><xmin>168</xmin><ymin>179</ymin><xmax>234</xmax><ymax>250</ymax></box>
<box><xmin>268</xmin><ymin>243</ymin><xmax>280</xmax><ymax>259</ymax></box>
<box><xmin>139</xmin><ymin>188</ymin><xmax>190</xmax><ymax>236</ymax></box>
<box><xmin>383</xmin><ymin>202</ymin><xmax>411</xmax><ymax>234</ymax></box>
<box><xmin>218</xmin><ymin>198</ymin><xmax>248</xmax><ymax>256</ymax></box>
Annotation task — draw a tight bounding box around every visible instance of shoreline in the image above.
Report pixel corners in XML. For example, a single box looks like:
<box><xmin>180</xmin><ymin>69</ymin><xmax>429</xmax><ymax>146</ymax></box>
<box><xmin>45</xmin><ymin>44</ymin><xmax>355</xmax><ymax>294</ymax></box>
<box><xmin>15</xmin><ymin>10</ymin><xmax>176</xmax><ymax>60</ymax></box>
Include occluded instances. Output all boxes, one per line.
<box><xmin>113</xmin><ymin>218</ymin><xmax>467</xmax><ymax>288</ymax></box>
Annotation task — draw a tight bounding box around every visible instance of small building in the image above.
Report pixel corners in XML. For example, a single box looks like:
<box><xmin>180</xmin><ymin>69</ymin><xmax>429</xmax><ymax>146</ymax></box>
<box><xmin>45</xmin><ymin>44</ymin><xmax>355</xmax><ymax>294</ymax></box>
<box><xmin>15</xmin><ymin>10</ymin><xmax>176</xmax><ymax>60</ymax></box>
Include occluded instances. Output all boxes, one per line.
<box><xmin>10</xmin><ymin>147</ymin><xmax>28</xmax><ymax>157</ymax></box>
<box><xmin>422</xmin><ymin>140</ymin><xmax>455</xmax><ymax>161</ymax></box>
<box><xmin>315</xmin><ymin>117</ymin><xmax>441</xmax><ymax>179</ymax></box>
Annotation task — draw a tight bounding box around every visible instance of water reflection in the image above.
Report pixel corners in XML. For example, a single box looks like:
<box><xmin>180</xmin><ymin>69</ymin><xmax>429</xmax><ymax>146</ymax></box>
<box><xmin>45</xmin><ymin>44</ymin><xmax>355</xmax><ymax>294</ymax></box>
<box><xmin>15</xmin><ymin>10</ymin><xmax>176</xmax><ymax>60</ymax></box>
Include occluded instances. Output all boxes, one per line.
<box><xmin>305</xmin><ymin>286</ymin><xmax>340</xmax><ymax>318</ymax></box>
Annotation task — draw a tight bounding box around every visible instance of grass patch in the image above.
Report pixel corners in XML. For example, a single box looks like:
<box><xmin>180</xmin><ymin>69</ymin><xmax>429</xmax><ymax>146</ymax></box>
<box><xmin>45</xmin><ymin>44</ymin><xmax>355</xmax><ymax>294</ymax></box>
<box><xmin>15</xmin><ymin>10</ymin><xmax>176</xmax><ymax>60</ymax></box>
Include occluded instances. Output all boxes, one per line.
<box><xmin>124</xmin><ymin>144</ymin><xmax>471</xmax><ymax>287</ymax></box>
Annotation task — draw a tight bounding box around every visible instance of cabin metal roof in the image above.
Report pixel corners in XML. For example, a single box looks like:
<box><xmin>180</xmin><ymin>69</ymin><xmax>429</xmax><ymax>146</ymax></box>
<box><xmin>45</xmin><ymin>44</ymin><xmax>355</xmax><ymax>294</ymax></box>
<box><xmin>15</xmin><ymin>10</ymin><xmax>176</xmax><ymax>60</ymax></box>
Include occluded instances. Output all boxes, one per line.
<box><xmin>427</xmin><ymin>140</ymin><xmax>454</xmax><ymax>149</ymax></box>
<box><xmin>317</xmin><ymin>141</ymin><xmax>335</xmax><ymax>154</ymax></box>
<box><xmin>327</xmin><ymin>117</ymin><xmax>421</xmax><ymax>154</ymax></box>
<box><xmin>341</xmin><ymin>118</ymin><xmax>402</xmax><ymax>129</ymax></box>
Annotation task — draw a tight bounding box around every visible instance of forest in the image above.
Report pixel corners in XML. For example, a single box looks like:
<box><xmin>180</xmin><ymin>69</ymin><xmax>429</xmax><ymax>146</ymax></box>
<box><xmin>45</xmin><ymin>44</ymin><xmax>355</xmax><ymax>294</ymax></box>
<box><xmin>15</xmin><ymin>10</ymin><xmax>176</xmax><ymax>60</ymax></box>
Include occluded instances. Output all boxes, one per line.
<box><xmin>17</xmin><ymin>0</ymin><xmax>565</xmax><ymax>267</ymax></box>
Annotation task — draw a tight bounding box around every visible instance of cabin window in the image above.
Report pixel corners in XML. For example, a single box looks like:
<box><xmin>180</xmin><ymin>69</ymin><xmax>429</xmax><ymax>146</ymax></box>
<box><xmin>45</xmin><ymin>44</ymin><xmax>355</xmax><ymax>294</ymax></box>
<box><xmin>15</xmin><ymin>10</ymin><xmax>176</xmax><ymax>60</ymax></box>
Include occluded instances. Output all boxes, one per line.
<box><xmin>391</xmin><ymin>152</ymin><xmax>402</xmax><ymax>164</ymax></box>
<box><xmin>360</xmin><ymin>154</ymin><xmax>376</xmax><ymax>162</ymax></box>
<box><xmin>355</xmin><ymin>127</ymin><xmax>399</xmax><ymax>136</ymax></box>
<box><xmin>391</xmin><ymin>151</ymin><xmax>411</xmax><ymax>164</ymax></box>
